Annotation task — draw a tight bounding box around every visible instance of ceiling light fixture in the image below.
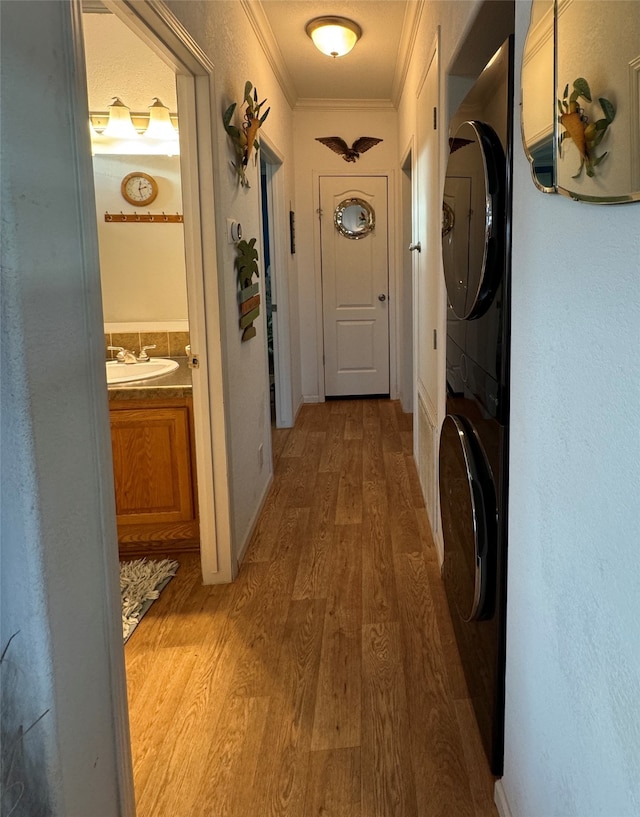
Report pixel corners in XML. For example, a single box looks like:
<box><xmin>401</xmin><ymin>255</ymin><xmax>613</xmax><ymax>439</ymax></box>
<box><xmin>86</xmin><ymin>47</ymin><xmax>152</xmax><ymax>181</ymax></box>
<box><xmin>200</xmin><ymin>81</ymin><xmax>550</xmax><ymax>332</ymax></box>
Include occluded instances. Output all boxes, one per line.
<box><xmin>305</xmin><ymin>16</ymin><xmax>362</xmax><ymax>58</ymax></box>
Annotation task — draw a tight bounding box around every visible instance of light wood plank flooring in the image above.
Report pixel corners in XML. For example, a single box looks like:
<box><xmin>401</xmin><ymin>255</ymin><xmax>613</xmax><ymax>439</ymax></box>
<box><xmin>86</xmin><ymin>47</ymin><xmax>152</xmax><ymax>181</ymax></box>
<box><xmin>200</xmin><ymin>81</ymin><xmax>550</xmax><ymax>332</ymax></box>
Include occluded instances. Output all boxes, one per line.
<box><xmin>125</xmin><ymin>400</ymin><xmax>498</xmax><ymax>817</ymax></box>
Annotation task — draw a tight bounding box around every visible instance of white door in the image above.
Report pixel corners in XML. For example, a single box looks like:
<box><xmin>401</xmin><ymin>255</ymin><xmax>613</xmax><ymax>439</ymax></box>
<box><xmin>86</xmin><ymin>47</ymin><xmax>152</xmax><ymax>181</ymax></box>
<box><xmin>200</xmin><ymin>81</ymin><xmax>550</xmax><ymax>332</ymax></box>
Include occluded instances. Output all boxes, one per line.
<box><xmin>320</xmin><ymin>175</ymin><xmax>389</xmax><ymax>397</ymax></box>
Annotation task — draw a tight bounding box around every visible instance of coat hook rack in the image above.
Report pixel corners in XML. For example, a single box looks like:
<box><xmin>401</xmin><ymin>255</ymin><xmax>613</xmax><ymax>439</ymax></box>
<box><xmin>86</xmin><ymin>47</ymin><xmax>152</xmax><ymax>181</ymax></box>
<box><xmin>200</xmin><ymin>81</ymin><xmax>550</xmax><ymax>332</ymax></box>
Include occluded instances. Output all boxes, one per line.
<box><xmin>104</xmin><ymin>211</ymin><xmax>183</xmax><ymax>224</ymax></box>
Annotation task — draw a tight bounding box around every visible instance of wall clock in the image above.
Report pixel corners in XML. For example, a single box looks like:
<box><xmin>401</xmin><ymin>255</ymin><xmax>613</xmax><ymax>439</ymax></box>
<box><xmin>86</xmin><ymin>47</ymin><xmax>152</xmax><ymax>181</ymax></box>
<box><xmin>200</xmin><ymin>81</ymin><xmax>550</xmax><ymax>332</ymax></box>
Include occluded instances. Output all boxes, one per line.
<box><xmin>120</xmin><ymin>171</ymin><xmax>158</xmax><ymax>206</ymax></box>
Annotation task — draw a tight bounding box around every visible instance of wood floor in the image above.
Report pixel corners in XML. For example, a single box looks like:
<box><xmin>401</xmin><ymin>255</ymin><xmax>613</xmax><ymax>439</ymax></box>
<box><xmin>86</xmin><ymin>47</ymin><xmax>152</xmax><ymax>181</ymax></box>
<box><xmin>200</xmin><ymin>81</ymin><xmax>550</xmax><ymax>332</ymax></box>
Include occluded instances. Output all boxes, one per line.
<box><xmin>125</xmin><ymin>400</ymin><xmax>498</xmax><ymax>817</ymax></box>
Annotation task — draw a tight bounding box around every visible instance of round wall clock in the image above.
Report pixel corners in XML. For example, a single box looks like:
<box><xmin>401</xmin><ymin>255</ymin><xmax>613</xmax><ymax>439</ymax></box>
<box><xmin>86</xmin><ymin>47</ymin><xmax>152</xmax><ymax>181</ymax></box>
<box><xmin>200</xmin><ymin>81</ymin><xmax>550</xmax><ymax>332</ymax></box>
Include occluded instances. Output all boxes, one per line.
<box><xmin>120</xmin><ymin>171</ymin><xmax>158</xmax><ymax>206</ymax></box>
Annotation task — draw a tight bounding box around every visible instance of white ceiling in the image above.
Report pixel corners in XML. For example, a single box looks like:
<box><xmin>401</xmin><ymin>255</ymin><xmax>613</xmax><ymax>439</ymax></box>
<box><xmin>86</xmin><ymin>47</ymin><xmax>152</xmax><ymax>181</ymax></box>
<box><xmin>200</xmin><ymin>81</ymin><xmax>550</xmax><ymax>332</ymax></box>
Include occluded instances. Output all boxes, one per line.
<box><xmin>253</xmin><ymin>0</ymin><xmax>413</xmax><ymax>104</ymax></box>
<box><xmin>85</xmin><ymin>0</ymin><xmax>416</xmax><ymax>107</ymax></box>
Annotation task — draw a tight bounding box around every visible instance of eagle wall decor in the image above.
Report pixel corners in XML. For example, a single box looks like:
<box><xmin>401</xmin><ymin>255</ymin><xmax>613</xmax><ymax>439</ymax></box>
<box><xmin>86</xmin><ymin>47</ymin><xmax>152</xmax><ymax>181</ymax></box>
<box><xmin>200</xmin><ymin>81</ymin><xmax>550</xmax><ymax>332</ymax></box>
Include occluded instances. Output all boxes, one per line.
<box><xmin>316</xmin><ymin>136</ymin><xmax>383</xmax><ymax>163</ymax></box>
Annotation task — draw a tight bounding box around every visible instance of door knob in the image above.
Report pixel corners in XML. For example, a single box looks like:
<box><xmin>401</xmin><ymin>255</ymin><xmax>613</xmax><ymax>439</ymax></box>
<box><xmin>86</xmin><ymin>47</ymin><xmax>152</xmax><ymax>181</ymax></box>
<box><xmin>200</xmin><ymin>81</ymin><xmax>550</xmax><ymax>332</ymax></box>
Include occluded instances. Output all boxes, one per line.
<box><xmin>409</xmin><ymin>242</ymin><xmax>421</xmax><ymax>252</ymax></box>
<box><xmin>378</xmin><ymin>294</ymin><xmax>386</xmax><ymax>302</ymax></box>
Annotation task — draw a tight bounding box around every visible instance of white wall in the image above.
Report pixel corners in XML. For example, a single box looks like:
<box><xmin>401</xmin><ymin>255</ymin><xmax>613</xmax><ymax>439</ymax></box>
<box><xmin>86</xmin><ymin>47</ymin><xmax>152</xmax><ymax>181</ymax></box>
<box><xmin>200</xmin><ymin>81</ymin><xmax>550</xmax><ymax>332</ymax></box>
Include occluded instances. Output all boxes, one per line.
<box><xmin>93</xmin><ymin>154</ymin><xmax>189</xmax><ymax>323</ymax></box>
<box><xmin>164</xmin><ymin>0</ymin><xmax>300</xmax><ymax>560</ymax></box>
<box><xmin>293</xmin><ymin>105</ymin><xmax>399</xmax><ymax>401</ymax></box>
<box><xmin>0</xmin><ymin>2</ymin><xmax>133</xmax><ymax>814</ymax></box>
<box><xmin>500</xmin><ymin>4</ymin><xmax>640</xmax><ymax>815</ymax></box>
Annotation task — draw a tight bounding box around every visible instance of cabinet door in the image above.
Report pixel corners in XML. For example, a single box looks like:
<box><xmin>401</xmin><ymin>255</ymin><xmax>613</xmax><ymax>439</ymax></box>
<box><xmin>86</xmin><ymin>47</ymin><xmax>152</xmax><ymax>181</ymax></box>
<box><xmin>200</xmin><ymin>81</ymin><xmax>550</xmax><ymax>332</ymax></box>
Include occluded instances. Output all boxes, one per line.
<box><xmin>110</xmin><ymin>406</ymin><xmax>195</xmax><ymax>526</ymax></box>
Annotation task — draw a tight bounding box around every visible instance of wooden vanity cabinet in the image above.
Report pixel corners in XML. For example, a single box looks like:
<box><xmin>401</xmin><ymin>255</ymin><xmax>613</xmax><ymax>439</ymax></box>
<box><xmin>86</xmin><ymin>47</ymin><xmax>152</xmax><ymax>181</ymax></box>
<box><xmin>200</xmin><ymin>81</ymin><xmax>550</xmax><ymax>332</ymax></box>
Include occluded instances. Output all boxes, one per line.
<box><xmin>109</xmin><ymin>396</ymin><xmax>199</xmax><ymax>557</ymax></box>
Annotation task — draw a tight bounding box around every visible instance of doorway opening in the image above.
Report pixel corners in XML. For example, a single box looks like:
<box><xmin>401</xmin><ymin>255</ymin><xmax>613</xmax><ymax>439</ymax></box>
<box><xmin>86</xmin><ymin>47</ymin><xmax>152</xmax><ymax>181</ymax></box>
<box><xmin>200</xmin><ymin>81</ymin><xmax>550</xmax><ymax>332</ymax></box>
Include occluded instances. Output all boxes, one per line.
<box><xmin>401</xmin><ymin>148</ymin><xmax>414</xmax><ymax>415</ymax></box>
<box><xmin>260</xmin><ymin>157</ymin><xmax>276</xmax><ymax>425</ymax></box>
<box><xmin>74</xmin><ymin>0</ymin><xmax>235</xmax><ymax>809</ymax></box>
<box><xmin>79</xmin><ymin>0</ymin><xmax>233</xmax><ymax>586</ymax></box>
<box><xmin>84</xmin><ymin>11</ymin><xmax>199</xmax><ymax>557</ymax></box>
<box><xmin>259</xmin><ymin>137</ymin><xmax>294</xmax><ymax>429</ymax></box>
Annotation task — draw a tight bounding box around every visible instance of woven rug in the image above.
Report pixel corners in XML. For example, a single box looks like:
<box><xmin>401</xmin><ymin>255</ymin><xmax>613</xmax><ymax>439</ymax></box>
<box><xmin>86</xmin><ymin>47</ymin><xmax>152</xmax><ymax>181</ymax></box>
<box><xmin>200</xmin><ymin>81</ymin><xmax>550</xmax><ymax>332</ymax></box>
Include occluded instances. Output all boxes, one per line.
<box><xmin>120</xmin><ymin>558</ymin><xmax>179</xmax><ymax>643</ymax></box>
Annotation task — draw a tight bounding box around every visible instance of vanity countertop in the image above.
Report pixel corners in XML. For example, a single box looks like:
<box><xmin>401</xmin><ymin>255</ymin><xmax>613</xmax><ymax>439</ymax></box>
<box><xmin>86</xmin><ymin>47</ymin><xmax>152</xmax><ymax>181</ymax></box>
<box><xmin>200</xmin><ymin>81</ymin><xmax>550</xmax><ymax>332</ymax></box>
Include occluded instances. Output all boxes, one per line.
<box><xmin>107</xmin><ymin>357</ymin><xmax>192</xmax><ymax>401</ymax></box>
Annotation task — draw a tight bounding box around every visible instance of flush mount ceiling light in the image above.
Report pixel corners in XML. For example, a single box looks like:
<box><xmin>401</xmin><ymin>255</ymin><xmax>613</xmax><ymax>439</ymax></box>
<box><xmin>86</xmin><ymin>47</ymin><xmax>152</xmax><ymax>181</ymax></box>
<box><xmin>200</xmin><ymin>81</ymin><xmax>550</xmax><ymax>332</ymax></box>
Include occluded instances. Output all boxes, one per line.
<box><xmin>305</xmin><ymin>16</ymin><xmax>362</xmax><ymax>58</ymax></box>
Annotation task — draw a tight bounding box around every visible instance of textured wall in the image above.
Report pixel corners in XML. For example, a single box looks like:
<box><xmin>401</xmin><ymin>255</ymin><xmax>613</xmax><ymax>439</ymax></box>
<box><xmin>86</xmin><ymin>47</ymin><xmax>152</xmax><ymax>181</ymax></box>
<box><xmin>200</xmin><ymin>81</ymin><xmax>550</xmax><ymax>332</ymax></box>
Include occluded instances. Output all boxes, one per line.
<box><xmin>83</xmin><ymin>12</ymin><xmax>177</xmax><ymax>111</ymax></box>
<box><xmin>500</xmin><ymin>4</ymin><xmax>640</xmax><ymax>816</ymax></box>
<box><xmin>1</xmin><ymin>2</ymin><xmax>133</xmax><ymax>814</ymax></box>
<box><xmin>163</xmin><ymin>0</ymin><xmax>300</xmax><ymax>558</ymax></box>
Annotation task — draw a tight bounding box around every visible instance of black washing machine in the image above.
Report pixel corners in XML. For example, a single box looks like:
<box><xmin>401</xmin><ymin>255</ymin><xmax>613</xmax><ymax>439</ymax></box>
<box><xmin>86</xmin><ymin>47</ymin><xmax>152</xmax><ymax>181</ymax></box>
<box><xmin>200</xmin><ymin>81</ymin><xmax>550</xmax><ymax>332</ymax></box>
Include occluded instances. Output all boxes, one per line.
<box><xmin>439</xmin><ymin>37</ymin><xmax>513</xmax><ymax>776</ymax></box>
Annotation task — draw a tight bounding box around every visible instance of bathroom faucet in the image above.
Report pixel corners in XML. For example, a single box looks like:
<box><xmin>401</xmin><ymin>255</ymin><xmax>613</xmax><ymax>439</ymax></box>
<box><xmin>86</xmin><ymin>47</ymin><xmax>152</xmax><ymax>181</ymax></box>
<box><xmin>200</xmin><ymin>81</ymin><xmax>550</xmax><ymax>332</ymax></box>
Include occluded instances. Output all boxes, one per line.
<box><xmin>137</xmin><ymin>344</ymin><xmax>156</xmax><ymax>362</ymax></box>
<box><xmin>107</xmin><ymin>346</ymin><xmax>137</xmax><ymax>364</ymax></box>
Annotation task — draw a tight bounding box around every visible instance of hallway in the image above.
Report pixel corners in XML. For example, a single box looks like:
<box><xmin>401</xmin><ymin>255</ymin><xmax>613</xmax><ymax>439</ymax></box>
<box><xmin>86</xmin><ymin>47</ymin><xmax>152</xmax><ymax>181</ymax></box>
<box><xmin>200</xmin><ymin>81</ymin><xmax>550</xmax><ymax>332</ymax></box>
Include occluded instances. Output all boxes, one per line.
<box><xmin>125</xmin><ymin>400</ymin><xmax>497</xmax><ymax>817</ymax></box>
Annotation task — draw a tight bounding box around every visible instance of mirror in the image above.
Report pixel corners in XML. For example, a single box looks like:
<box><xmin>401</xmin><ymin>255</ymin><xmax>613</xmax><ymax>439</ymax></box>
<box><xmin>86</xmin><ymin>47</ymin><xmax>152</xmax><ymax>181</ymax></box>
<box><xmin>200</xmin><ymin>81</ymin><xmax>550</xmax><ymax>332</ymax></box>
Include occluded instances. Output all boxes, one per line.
<box><xmin>522</xmin><ymin>0</ymin><xmax>640</xmax><ymax>204</ymax></box>
<box><xmin>334</xmin><ymin>198</ymin><xmax>375</xmax><ymax>239</ymax></box>
<box><xmin>521</xmin><ymin>0</ymin><xmax>555</xmax><ymax>192</ymax></box>
<box><xmin>443</xmin><ymin>121</ymin><xmax>505</xmax><ymax>320</ymax></box>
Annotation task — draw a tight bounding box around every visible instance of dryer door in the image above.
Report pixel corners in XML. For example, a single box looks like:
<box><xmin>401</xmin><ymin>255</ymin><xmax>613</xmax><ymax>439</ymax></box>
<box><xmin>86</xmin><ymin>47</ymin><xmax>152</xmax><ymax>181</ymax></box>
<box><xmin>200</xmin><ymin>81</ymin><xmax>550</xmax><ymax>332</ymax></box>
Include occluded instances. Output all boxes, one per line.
<box><xmin>442</xmin><ymin>120</ymin><xmax>505</xmax><ymax>320</ymax></box>
<box><xmin>439</xmin><ymin>414</ymin><xmax>497</xmax><ymax>621</ymax></box>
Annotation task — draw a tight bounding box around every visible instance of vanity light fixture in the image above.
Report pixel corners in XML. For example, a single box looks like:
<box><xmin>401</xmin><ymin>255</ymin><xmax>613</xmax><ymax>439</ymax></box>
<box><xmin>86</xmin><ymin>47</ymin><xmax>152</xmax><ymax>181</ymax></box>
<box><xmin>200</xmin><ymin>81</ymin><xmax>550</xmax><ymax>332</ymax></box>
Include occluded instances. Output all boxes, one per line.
<box><xmin>90</xmin><ymin>97</ymin><xmax>179</xmax><ymax>155</ymax></box>
<box><xmin>144</xmin><ymin>98</ymin><xmax>179</xmax><ymax>142</ymax></box>
<box><xmin>305</xmin><ymin>16</ymin><xmax>362</xmax><ymax>58</ymax></box>
<box><xmin>102</xmin><ymin>97</ymin><xmax>139</xmax><ymax>140</ymax></box>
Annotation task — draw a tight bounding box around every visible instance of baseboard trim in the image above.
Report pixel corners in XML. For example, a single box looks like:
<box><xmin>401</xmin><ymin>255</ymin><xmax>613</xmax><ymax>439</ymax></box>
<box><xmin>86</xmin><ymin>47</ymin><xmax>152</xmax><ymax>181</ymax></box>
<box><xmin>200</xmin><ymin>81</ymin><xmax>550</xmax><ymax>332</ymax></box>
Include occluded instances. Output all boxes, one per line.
<box><xmin>494</xmin><ymin>780</ymin><xmax>514</xmax><ymax>817</ymax></box>
<box><xmin>235</xmin><ymin>474</ymin><xmax>273</xmax><ymax>570</ymax></box>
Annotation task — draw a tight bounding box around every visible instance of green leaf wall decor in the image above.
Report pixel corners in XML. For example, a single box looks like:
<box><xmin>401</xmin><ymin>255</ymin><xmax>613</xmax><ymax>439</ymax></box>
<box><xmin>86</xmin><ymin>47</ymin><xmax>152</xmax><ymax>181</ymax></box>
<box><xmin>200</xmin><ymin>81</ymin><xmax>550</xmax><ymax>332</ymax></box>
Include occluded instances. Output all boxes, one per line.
<box><xmin>235</xmin><ymin>238</ymin><xmax>261</xmax><ymax>341</ymax></box>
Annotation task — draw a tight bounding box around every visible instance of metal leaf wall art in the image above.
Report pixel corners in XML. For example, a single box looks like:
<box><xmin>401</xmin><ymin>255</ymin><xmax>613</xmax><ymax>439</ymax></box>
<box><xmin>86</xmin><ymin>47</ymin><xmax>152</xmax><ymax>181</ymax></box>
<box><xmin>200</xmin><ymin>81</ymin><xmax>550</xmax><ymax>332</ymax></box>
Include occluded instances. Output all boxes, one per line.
<box><xmin>558</xmin><ymin>77</ymin><xmax>615</xmax><ymax>179</ymax></box>
<box><xmin>223</xmin><ymin>82</ymin><xmax>270</xmax><ymax>188</ymax></box>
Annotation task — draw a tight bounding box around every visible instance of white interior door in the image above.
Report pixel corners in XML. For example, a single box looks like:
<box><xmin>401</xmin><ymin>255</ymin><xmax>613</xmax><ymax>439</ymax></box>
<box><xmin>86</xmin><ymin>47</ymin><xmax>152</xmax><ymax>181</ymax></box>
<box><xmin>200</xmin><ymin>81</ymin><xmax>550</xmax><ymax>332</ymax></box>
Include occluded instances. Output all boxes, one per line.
<box><xmin>320</xmin><ymin>175</ymin><xmax>389</xmax><ymax>397</ymax></box>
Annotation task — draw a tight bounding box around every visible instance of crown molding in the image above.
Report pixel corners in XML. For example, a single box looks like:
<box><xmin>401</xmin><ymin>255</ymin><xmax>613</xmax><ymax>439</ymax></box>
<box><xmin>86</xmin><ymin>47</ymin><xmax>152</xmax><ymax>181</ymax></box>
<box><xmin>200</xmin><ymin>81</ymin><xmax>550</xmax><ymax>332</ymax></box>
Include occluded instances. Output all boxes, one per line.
<box><xmin>240</xmin><ymin>0</ymin><xmax>298</xmax><ymax>108</ymax></box>
<box><xmin>295</xmin><ymin>98</ymin><xmax>396</xmax><ymax>113</ymax></box>
<box><xmin>391</xmin><ymin>0</ymin><xmax>425</xmax><ymax>107</ymax></box>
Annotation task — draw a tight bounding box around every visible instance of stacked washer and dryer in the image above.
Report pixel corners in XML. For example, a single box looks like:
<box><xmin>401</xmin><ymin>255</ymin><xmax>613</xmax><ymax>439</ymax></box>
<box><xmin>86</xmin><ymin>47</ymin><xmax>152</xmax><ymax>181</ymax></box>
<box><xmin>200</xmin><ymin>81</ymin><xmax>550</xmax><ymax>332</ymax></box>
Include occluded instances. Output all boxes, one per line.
<box><xmin>439</xmin><ymin>37</ymin><xmax>513</xmax><ymax>776</ymax></box>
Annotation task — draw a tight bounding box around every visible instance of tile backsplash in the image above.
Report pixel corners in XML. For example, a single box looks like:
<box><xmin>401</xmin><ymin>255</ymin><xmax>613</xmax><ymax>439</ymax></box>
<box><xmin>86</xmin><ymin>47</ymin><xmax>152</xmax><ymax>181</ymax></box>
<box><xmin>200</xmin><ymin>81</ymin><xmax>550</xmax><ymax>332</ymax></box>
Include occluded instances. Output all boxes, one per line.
<box><xmin>105</xmin><ymin>330</ymin><xmax>190</xmax><ymax>360</ymax></box>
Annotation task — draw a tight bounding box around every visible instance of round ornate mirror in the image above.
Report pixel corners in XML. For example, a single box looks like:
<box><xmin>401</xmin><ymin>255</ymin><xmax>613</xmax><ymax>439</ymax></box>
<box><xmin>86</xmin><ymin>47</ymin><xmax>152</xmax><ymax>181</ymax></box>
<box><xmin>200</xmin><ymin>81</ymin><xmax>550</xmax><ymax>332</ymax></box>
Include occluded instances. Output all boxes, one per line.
<box><xmin>442</xmin><ymin>120</ymin><xmax>505</xmax><ymax>321</ymax></box>
<box><xmin>334</xmin><ymin>198</ymin><xmax>375</xmax><ymax>239</ymax></box>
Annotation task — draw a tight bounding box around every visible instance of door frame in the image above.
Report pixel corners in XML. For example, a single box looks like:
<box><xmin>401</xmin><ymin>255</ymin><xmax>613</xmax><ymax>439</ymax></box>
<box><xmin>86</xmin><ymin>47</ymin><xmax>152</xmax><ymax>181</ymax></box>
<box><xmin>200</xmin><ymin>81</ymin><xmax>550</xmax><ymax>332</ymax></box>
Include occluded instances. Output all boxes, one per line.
<box><xmin>259</xmin><ymin>136</ymin><xmax>294</xmax><ymax>428</ymax></box>
<box><xmin>97</xmin><ymin>0</ymin><xmax>233</xmax><ymax>585</ymax></box>
<box><xmin>400</xmin><ymin>139</ymin><xmax>416</xmax><ymax>416</ymax></box>
<box><xmin>313</xmin><ymin>170</ymin><xmax>397</xmax><ymax>402</ymax></box>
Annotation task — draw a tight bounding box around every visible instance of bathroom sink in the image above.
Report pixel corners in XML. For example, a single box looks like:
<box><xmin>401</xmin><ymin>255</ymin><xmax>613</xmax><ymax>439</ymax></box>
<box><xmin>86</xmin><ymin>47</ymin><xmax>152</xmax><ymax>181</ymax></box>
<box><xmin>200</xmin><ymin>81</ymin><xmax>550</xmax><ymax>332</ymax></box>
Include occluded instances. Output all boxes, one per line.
<box><xmin>106</xmin><ymin>358</ymin><xmax>179</xmax><ymax>385</ymax></box>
